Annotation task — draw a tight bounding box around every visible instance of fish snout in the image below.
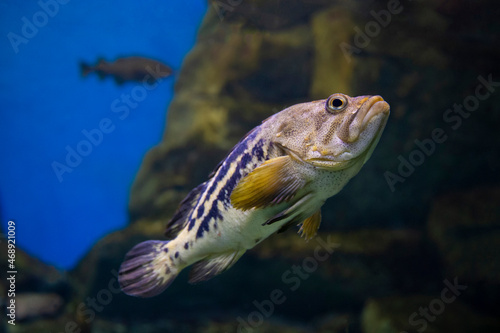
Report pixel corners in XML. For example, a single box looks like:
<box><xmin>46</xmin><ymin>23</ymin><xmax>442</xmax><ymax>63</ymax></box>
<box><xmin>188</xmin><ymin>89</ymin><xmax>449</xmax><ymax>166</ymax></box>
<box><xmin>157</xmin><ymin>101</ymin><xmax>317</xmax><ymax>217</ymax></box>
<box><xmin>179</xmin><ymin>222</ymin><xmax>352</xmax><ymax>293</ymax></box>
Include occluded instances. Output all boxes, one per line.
<box><xmin>337</xmin><ymin>95</ymin><xmax>390</xmax><ymax>143</ymax></box>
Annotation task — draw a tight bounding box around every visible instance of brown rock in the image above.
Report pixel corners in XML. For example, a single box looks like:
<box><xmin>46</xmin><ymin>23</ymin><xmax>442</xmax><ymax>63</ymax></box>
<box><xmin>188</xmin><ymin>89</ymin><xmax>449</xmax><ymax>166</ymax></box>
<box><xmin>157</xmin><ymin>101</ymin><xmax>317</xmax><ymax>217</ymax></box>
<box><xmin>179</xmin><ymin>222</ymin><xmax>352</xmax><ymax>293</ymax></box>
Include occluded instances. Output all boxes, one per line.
<box><xmin>428</xmin><ymin>187</ymin><xmax>500</xmax><ymax>284</ymax></box>
<box><xmin>16</xmin><ymin>292</ymin><xmax>64</xmax><ymax>322</ymax></box>
<box><xmin>310</xmin><ymin>6</ymin><xmax>357</xmax><ymax>99</ymax></box>
<box><xmin>361</xmin><ymin>296</ymin><xmax>500</xmax><ymax>333</ymax></box>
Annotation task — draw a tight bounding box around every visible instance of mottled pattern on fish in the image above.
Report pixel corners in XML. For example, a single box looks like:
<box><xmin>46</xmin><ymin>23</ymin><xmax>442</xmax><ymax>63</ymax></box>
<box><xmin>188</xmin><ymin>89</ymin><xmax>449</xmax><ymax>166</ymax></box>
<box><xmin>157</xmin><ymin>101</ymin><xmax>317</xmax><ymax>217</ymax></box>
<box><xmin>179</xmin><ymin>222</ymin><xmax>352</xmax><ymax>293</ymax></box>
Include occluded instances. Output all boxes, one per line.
<box><xmin>188</xmin><ymin>129</ymin><xmax>269</xmax><ymax>237</ymax></box>
<box><xmin>119</xmin><ymin>93</ymin><xmax>390</xmax><ymax>297</ymax></box>
<box><xmin>163</xmin><ymin>127</ymin><xmax>274</xmax><ymax>242</ymax></box>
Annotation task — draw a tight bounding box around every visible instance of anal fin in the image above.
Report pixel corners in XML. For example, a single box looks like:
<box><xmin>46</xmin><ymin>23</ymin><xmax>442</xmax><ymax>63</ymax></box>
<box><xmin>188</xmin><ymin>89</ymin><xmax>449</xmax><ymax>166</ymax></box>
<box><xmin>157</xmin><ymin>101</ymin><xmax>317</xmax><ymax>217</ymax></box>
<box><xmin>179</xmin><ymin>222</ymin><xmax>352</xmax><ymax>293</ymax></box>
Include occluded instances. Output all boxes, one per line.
<box><xmin>298</xmin><ymin>209</ymin><xmax>322</xmax><ymax>241</ymax></box>
<box><xmin>188</xmin><ymin>250</ymin><xmax>246</xmax><ymax>284</ymax></box>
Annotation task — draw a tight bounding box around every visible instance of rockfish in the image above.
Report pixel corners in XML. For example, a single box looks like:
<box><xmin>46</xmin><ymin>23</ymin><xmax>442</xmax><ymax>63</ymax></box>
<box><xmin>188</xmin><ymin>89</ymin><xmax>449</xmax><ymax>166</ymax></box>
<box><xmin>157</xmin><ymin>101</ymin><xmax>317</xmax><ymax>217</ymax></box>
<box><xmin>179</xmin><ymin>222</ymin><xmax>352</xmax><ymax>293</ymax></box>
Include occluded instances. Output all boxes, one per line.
<box><xmin>80</xmin><ymin>56</ymin><xmax>172</xmax><ymax>85</ymax></box>
<box><xmin>119</xmin><ymin>93</ymin><xmax>390</xmax><ymax>297</ymax></box>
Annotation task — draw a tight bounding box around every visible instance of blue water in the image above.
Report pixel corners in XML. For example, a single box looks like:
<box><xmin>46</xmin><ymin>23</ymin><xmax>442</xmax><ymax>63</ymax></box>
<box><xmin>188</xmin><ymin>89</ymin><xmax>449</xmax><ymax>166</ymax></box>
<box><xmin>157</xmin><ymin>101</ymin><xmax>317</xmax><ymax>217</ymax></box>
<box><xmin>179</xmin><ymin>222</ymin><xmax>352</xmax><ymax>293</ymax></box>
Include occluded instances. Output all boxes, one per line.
<box><xmin>0</xmin><ymin>0</ymin><xmax>206</xmax><ymax>269</ymax></box>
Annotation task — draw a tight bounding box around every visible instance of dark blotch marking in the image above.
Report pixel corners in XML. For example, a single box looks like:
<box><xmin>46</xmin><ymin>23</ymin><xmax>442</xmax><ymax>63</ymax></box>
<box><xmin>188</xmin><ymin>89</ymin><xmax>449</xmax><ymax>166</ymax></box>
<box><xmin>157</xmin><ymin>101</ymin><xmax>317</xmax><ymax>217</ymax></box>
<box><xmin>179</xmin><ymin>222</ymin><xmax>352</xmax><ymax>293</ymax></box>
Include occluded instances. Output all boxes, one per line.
<box><xmin>196</xmin><ymin>204</ymin><xmax>205</xmax><ymax>218</ymax></box>
<box><xmin>217</xmin><ymin>151</ymin><xmax>252</xmax><ymax>208</ymax></box>
<box><xmin>196</xmin><ymin>219</ymin><xmax>210</xmax><ymax>239</ymax></box>
<box><xmin>163</xmin><ymin>248</ymin><xmax>169</xmax><ymax>253</ymax></box>
<box><xmin>251</xmin><ymin>138</ymin><xmax>266</xmax><ymax>161</ymax></box>
<box><xmin>196</xmin><ymin>201</ymin><xmax>223</xmax><ymax>239</ymax></box>
<box><xmin>188</xmin><ymin>217</ymin><xmax>196</xmax><ymax>231</ymax></box>
<box><xmin>255</xmin><ymin>238</ymin><xmax>261</xmax><ymax>244</ymax></box>
<box><xmin>175</xmin><ymin>251</ymin><xmax>179</xmax><ymax>259</ymax></box>
<box><xmin>205</xmin><ymin>133</ymin><xmax>255</xmax><ymax>198</ymax></box>
<box><xmin>184</xmin><ymin>242</ymin><xmax>189</xmax><ymax>250</ymax></box>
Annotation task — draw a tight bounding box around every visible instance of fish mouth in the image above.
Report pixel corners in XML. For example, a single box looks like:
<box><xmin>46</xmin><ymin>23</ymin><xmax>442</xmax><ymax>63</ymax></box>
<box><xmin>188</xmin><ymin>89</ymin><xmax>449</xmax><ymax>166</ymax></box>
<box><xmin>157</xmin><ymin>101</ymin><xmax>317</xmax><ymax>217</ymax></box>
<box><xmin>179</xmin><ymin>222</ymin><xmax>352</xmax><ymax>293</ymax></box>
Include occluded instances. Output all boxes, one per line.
<box><xmin>338</xmin><ymin>95</ymin><xmax>390</xmax><ymax>143</ymax></box>
<box><xmin>305</xmin><ymin>157</ymin><xmax>361</xmax><ymax>170</ymax></box>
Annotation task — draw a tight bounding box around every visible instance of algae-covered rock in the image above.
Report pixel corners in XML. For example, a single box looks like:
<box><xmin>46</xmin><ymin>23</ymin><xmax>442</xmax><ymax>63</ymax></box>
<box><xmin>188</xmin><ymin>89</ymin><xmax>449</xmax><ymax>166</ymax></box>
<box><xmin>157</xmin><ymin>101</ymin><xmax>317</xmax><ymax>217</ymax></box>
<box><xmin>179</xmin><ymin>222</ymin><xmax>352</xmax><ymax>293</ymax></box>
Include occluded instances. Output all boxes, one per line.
<box><xmin>427</xmin><ymin>186</ymin><xmax>500</xmax><ymax>313</ymax></box>
<box><xmin>361</xmin><ymin>296</ymin><xmax>500</xmax><ymax>333</ymax></box>
<box><xmin>90</xmin><ymin>317</ymin><xmax>313</xmax><ymax>333</ymax></box>
<box><xmin>210</xmin><ymin>0</ymin><xmax>333</xmax><ymax>30</ymax></box>
<box><xmin>5</xmin><ymin>315</ymin><xmax>82</xmax><ymax>333</ymax></box>
<box><xmin>428</xmin><ymin>187</ymin><xmax>500</xmax><ymax>283</ymax></box>
<box><xmin>310</xmin><ymin>6</ymin><xmax>357</xmax><ymax>99</ymax></box>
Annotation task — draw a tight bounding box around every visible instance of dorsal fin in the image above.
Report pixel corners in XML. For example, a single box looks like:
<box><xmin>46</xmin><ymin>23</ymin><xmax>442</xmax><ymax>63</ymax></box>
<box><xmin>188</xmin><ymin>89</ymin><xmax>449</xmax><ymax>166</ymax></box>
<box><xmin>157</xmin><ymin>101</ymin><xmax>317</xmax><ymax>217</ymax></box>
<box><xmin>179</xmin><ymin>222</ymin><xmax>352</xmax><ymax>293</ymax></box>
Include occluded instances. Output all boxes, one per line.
<box><xmin>165</xmin><ymin>182</ymin><xmax>206</xmax><ymax>238</ymax></box>
<box><xmin>208</xmin><ymin>126</ymin><xmax>260</xmax><ymax>178</ymax></box>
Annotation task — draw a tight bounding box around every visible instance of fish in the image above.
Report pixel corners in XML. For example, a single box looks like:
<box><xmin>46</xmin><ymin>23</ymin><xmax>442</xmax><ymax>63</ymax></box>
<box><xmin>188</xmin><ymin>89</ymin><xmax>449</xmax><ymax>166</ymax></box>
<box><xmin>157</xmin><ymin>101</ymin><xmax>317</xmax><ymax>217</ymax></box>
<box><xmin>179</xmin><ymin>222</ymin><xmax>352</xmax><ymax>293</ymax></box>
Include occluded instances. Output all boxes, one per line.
<box><xmin>118</xmin><ymin>93</ymin><xmax>390</xmax><ymax>297</ymax></box>
<box><xmin>80</xmin><ymin>56</ymin><xmax>173</xmax><ymax>84</ymax></box>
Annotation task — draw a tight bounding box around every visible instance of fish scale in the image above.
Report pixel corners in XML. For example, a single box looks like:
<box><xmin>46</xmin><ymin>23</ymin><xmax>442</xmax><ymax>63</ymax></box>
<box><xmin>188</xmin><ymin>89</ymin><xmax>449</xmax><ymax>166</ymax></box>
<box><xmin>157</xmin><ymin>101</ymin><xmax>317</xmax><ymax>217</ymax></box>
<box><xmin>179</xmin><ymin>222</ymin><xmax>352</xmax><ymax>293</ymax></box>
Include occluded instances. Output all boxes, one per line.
<box><xmin>118</xmin><ymin>93</ymin><xmax>390</xmax><ymax>297</ymax></box>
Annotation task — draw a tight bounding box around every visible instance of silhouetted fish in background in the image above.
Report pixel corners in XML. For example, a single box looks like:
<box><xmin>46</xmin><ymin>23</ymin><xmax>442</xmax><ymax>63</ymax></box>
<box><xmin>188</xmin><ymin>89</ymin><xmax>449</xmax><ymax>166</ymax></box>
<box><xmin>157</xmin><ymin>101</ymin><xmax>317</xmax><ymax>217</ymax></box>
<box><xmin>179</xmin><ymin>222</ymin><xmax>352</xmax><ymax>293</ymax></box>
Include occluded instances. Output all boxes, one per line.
<box><xmin>80</xmin><ymin>56</ymin><xmax>173</xmax><ymax>85</ymax></box>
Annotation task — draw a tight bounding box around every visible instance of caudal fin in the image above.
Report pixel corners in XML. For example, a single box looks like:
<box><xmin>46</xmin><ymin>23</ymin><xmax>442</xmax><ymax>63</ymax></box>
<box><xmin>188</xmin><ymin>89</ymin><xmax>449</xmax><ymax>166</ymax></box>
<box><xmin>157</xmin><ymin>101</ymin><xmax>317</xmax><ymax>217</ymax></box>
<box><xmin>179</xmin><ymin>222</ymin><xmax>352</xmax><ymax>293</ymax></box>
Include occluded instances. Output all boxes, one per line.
<box><xmin>79</xmin><ymin>61</ymin><xmax>93</xmax><ymax>77</ymax></box>
<box><xmin>118</xmin><ymin>240</ymin><xmax>179</xmax><ymax>297</ymax></box>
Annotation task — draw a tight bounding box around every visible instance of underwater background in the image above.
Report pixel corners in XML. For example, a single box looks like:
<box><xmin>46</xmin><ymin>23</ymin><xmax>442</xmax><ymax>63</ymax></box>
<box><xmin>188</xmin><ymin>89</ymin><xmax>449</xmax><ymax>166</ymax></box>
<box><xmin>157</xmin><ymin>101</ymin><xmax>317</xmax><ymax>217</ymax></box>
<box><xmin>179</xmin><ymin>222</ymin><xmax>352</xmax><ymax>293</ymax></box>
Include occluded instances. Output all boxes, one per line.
<box><xmin>0</xmin><ymin>0</ymin><xmax>207</xmax><ymax>268</ymax></box>
<box><xmin>1</xmin><ymin>0</ymin><xmax>500</xmax><ymax>332</ymax></box>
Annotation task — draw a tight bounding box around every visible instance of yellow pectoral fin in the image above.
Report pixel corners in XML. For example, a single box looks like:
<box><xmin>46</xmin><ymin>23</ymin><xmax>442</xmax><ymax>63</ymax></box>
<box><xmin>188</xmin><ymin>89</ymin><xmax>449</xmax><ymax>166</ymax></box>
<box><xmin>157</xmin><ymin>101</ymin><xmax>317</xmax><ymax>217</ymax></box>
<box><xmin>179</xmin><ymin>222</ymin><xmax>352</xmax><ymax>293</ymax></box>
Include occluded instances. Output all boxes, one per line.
<box><xmin>298</xmin><ymin>209</ymin><xmax>321</xmax><ymax>241</ymax></box>
<box><xmin>230</xmin><ymin>155</ymin><xmax>307</xmax><ymax>211</ymax></box>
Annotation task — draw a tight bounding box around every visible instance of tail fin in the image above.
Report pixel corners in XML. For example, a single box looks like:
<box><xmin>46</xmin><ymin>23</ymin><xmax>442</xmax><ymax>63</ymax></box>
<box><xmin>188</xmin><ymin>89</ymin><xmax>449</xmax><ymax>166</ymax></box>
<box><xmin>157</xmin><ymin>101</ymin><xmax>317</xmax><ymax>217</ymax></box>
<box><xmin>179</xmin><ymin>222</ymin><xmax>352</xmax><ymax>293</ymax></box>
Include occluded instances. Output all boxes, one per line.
<box><xmin>118</xmin><ymin>240</ymin><xmax>179</xmax><ymax>297</ymax></box>
<box><xmin>80</xmin><ymin>61</ymin><xmax>92</xmax><ymax>77</ymax></box>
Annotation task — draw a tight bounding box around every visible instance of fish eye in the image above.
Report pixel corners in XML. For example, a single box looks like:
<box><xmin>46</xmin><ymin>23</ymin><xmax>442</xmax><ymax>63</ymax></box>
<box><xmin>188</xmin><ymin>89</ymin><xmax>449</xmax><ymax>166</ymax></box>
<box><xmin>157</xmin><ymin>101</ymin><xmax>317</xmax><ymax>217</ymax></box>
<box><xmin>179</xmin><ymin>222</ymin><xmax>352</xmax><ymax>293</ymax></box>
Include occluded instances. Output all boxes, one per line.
<box><xmin>326</xmin><ymin>95</ymin><xmax>348</xmax><ymax>113</ymax></box>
